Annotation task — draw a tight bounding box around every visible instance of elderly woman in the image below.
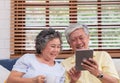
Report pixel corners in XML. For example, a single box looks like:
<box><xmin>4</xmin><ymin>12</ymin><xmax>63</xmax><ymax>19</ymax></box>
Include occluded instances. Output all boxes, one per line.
<box><xmin>7</xmin><ymin>28</ymin><xmax>65</xmax><ymax>83</ymax></box>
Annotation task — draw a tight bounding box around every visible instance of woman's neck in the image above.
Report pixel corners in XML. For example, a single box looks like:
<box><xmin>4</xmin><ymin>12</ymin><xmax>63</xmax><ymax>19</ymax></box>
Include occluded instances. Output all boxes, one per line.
<box><xmin>36</xmin><ymin>55</ymin><xmax>55</xmax><ymax>66</ymax></box>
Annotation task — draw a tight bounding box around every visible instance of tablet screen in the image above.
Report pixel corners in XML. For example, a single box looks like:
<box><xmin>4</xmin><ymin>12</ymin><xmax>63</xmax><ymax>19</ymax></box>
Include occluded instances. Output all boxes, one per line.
<box><xmin>75</xmin><ymin>49</ymin><xmax>93</xmax><ymax>71</ymax></box>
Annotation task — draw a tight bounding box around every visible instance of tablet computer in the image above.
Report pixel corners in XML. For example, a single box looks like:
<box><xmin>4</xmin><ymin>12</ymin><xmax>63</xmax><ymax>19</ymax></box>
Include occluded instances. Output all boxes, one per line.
<box><xmin>75</xmin><ymin>49</ymin><xmax>93</xmax><ymax>71</ymax></box>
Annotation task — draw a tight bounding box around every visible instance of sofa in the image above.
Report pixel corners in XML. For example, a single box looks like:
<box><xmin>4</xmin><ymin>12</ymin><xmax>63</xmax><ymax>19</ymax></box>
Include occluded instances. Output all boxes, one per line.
<box><xmin>0</xmin><ymin>58</ymin><xmax>120</xmax><ymax>83</ymax></box>
<box><xmin>0</xmin><ymin>58</ymin><xmax>18</xmax><ymax>83</ymax></box>
<box><xmin>0</xmin><ymin>58</ymin><xmax>120</xmax><ymax>73</ymax></box>
<box><xmin>0</xmin><ymin>58</ymin><xmax>18</xmax><ymax>71</ymax></box>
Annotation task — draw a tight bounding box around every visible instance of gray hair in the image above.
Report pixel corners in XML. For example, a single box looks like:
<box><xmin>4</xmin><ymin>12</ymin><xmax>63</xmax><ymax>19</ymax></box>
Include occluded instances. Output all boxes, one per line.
<box><xmin>65</xmin><ymin>23</ymin><xmax>89</xmax><ymax>43</ymax></box>
<box><xmin>35</xmin><ymin>28</ymin><xmax>62</xmax><ymax>54</ymax></box>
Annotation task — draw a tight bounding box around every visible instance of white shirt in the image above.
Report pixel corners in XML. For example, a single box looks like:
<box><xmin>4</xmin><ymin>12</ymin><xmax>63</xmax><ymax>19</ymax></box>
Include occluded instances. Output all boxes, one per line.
<box><xmin>12</xmin><ymin>54</ymin><xmax>65</xmax><ymax>83</ymax></box>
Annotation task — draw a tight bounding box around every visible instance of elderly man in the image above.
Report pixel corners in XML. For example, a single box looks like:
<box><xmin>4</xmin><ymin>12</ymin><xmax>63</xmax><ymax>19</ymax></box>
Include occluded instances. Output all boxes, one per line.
<box><xmin>61</xmin><ymin>23</ymin><xmax>120</xmax><ymax>83</ymax></box>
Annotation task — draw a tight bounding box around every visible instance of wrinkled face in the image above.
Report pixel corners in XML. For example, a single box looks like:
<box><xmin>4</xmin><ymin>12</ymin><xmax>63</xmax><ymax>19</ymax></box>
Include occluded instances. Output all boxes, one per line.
<box><xmin>41</xmin><ymin>38</ymin><xmax>61</xmax><ymax>61</ymax></box>
<box><xmin>69</xmin><ymin>28</ymin><xmax>89</xmax><ymax>51</ymax></box>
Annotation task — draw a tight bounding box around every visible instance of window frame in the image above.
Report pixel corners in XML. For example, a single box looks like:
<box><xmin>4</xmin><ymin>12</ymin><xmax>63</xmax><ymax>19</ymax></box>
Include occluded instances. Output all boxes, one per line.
<box><xmin>10</xmin><ymin>0</ymin><xmax>120</xmax><ymax>58</ymax></box>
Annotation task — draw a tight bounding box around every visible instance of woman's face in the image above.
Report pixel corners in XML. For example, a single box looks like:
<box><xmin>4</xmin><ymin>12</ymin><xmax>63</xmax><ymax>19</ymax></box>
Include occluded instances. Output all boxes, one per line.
<box><xmin>41</xmin><ymin>38</ymin><xmax>61</xmax><ymax>61</ymax></box>
<box><xmin>69</xmin><ymin>28</ymin><xmax>89</xmax><ymax>51</ymax></box>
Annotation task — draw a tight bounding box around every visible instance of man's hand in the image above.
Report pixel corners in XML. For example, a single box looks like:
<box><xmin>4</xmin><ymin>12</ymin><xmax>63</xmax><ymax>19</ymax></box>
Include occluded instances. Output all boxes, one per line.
<box><xmin>68</xmin><ymin>67</ymin><xmax>81</xmax><ymax>83</ymax></box>
<box><xmin>81</xmin><ymin>58</ymin><xmax>100</xmax><ymax>77</ymax></box>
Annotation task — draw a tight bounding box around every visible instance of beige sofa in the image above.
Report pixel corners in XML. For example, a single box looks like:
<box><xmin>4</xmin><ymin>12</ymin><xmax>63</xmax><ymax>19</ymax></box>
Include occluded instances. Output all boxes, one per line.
<box><xmin>0</xmin><ymin>58</ymin><xmax>119</xmax><ymax>83</ymax></box>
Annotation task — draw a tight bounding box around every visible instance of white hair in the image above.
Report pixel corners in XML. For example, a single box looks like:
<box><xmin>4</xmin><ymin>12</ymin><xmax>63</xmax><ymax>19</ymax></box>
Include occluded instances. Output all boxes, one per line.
<box><xmin>65</xmin><ymin>23</ymin><xmax>89</xmax><ymax>43</ymax></box>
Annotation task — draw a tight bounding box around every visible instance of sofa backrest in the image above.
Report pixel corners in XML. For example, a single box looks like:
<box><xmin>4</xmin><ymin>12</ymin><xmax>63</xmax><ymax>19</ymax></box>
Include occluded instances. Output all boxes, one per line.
<box><xmin>0</xmin><ymin>58</ymin><xmax>120</xmax><ymax>77</ymax></box>
<box><xmin>112</xmin><ymin>59</ymin><xmax>120</xmax><ymax>77</ymax></box>
<box><xmin>0</xmin><ymin>58</ymin><xmax>18</xmax><ymax>71</ymax></box>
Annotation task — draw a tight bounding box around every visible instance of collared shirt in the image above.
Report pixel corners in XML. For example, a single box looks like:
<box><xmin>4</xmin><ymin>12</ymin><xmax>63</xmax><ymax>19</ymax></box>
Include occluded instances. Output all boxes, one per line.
<box><xmin>61</xmin><ymin>51</ymin><xmax>120</xmax><ymax>83</ymax></box>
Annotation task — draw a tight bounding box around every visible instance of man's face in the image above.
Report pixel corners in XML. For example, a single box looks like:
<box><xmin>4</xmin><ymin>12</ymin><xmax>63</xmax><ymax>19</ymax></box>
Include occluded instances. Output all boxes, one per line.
<box><xmin>69</xmin><ymin>28</ymin><xmax>89</xmax><ymax>51</ymax></box>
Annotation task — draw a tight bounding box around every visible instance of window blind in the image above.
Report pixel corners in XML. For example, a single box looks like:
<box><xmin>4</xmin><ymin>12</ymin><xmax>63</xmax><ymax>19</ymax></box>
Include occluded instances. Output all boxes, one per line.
<box><xmin>11</xmin><ymin>0</ymin><xmax>120</xmax><ymax>56</ymax></box>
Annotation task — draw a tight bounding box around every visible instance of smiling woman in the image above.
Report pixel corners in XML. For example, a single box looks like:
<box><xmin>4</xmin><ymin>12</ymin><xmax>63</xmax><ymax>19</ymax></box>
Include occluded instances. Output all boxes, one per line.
<box><xmin>6</xmin><ymin>28</ymin><xmax>65</xmax><ymax>83</ymax></box>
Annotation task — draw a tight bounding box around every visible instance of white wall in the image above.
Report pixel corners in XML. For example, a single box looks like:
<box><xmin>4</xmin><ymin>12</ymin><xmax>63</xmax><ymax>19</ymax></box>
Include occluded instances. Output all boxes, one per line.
<box><xmin>0</xmin><ymin>0</ymin><xmax>10</xmax><ymax>59</ymax></box>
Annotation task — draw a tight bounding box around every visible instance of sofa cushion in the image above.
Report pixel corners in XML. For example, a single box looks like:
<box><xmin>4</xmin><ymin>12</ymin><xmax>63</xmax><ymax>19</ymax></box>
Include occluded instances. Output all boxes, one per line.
<box><xmin>113</xmin><ymin>59</ymin><xmax>120</xmax><ymax>77</ymax></box>
<box><xmin>0</xmin><ymin>58</ymin><xmax>18</xmax><ymax>71</ymax></box>
<box><xmin>0</xmin><ymin>65</ymin><xmax>10</xmax><ymax>83</ymax></box>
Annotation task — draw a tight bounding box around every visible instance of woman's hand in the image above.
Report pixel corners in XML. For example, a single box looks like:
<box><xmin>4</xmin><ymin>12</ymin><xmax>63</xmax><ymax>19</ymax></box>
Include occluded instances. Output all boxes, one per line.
<box><xmin>68</xmin><ymin>67</ymin><xmax>81</xmax><ymax>83</ymax></box>
<box><xmin>33</xmin><ymin>75</ymin><xmax>46</xmax><ymax>83</ymax></box>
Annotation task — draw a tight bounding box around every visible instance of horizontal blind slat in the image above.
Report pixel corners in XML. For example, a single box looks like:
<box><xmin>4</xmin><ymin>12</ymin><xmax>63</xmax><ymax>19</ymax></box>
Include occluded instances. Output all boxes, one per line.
<box><xmin>11</xmin><ymin>0</ymin><xmax>120</xmax><ymax>55</ymax></box>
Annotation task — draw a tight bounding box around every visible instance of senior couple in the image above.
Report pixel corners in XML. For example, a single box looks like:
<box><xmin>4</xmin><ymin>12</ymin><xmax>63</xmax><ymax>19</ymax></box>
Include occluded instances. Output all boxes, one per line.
<box><xmin>6</xmin><ymin>23</ymin><xmax>120</xmax><ymax>83</ymax></box>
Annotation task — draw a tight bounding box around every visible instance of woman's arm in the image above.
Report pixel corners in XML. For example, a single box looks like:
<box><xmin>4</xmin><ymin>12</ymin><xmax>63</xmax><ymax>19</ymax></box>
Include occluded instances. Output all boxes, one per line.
<box><xmin>6</xmin><ymin>71</ymin><xmax>45</xmax><ymax>83</ymax></box>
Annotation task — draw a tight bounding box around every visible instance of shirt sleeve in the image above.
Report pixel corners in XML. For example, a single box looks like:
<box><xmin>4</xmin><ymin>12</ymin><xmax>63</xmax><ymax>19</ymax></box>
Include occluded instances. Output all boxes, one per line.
<box><xmin>12</xmin><ymin>54</ymin><xmax>30</xmax><ymax>73</ymax></box>
<box><xmin>101</xmin><ymin>51</ymin><xmax>120</xmax><ymax>80</ymax></box>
